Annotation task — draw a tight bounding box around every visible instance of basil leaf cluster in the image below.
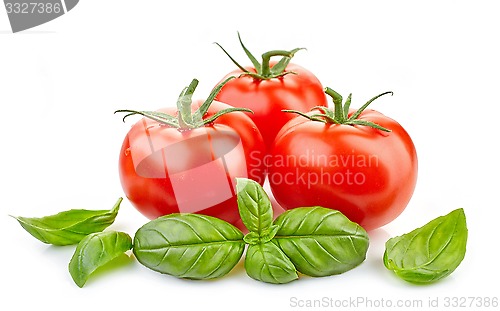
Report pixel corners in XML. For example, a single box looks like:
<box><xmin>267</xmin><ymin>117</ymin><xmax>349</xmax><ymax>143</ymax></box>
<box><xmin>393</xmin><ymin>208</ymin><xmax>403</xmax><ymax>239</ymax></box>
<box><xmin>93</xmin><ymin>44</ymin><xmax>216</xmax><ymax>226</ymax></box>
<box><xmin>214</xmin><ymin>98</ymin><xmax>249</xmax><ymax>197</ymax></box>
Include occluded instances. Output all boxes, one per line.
<box><xmin>12</xmin><ymin>180</ymin><xmax>468</xmax><ymax>287</ymax></box>
<box><xmin>133</xmin><ymin>178</ymin><xmax>369</xmax><ymax>284</ymax></box>
<box><xmin>238</xmin><ymin>179</ymin><xmax>369</xmax><ymax>283</ymax></box>
<box><xmin>12</xmin><ymin>198</ymin><xmax>133</xmax><ymax>287</ymax></box>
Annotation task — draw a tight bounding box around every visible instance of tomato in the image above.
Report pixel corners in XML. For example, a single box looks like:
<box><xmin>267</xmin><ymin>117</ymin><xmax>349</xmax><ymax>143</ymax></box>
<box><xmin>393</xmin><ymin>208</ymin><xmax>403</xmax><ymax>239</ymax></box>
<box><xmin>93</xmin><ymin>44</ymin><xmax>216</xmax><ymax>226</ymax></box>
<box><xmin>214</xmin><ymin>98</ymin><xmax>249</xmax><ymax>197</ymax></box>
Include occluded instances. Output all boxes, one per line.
<box><xmin>268</xmin><ymin>88</ymin><xmax>418</xmax><ymax>230</ymax></box>
<box><xmin>214</xmin><ymin>34</ymin><xmax>327</xmax><ymax>152</ymax></box>
<box><xmin>117</xmin><ymin>79</ymin><xmax>266</xmax><ymax>226</ymax></box>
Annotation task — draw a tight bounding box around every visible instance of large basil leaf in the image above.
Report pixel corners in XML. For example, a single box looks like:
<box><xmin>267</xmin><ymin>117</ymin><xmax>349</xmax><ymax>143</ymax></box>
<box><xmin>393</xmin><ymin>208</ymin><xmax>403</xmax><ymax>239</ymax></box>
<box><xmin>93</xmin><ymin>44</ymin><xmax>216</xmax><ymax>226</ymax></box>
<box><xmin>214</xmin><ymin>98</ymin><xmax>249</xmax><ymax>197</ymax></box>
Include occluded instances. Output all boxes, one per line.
<box><xmin>133</xmin><ymin>214</ymin><xmax>245</xmax><ymax>280</ymax></box>
<box><xmin>11</xmin><ymin>198</ymin><xmax>122</xmax><ymax>246</ymax></box>
<box><xmin>236</xmin><ymin>178</ymin><xmax>273</xmax><ymax>235</ymax></box>
<box><xmin>383</xmin><ymin>208</ymin><xmax>468</xmax><ymax>284</ymax></box>
<box><xmin>245</xmin><ymin>242</ymin><xmax>298</xmax><ymax>284</ymax></box>
<box><xmin>69</xmin><ymin>231</ymin><xmax>132</xmax><ymax>288</ymax></box>
<box><xmin>273</xmin><ymin>207</ymin><xmax>369</xmax><ymax>277</ymax></box>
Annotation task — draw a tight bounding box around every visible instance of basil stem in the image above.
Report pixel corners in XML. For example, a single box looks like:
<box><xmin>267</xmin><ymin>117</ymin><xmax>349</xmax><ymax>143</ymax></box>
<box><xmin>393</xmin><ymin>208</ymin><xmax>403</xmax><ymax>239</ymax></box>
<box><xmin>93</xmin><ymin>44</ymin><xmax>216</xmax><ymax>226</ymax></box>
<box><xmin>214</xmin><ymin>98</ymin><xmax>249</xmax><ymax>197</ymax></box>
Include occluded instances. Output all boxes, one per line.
<box><xmin>272</xmin><ymin>207</ymin><xmax>369</xmax><ymax>277</ymax></box>
<box><xmin>69</xmin><ymin>231</ymin><xmax>133</xmax><ymax>288</ymax></box>
<box><xmin>245</xmin><ymin>242</ymin><xmax>298</xmax><ymax>284</ymax></box>
<box><xmin>133</xmin><ymin>214</ymin><xmax>245</xmax><ymax>280</ymax></box>
<box><xmin>383</xmin><ymin>208</ymin><xmax>468</xmax><ymax>284</ymax></box>
<box><xmin>11</xmin><ymin>198</ymin><xmax>122</xmax><ymax>246</ymax></box>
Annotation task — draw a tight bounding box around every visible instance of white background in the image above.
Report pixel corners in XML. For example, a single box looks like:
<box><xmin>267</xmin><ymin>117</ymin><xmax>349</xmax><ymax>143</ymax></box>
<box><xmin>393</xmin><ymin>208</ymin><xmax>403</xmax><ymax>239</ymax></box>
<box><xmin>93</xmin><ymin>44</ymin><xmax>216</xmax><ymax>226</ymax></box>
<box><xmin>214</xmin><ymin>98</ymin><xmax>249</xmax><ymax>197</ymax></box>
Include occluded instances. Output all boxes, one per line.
<box><xmin>1</xmin><ymin>1</ymin><xmax>499</xmax><ymax>310</ymax></box>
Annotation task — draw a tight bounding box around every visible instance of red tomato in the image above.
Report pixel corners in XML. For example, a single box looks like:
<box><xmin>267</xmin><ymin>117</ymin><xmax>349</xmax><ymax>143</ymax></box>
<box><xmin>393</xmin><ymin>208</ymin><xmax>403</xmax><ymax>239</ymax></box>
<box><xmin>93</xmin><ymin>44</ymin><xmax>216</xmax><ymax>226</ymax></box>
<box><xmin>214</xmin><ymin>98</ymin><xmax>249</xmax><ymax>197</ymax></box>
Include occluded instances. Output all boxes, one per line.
<box><xmin>213</xmin><ymin>35</ymin><xmax>327</xmax><ymax>152</ymax></box>
<box><xmin>117</xmin><ymin>79</ymin><xmax>266</xmax><ymax>226</ymax></box>
<box><xmin>268</xmin><ymin>89</ymin><xmax>418</xmax><ymax>230</ymax></box>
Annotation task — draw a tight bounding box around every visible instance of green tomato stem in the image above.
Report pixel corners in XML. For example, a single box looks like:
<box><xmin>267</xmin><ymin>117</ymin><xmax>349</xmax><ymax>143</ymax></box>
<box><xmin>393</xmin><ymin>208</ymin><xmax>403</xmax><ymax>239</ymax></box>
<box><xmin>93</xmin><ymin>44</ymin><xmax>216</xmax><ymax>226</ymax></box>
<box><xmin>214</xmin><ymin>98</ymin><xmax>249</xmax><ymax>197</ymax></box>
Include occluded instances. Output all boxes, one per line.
<box><xmin>324</xmin><ymin>87</ymin><xmax>345</xmax><ymax>123</ymax></box>
<box><xmin>116</xmin><ymin>78</ymin><xmax>255</xmax><ymax>130</ymax></box>
<box><xmin>216</xmin><ymin>33</ymin><xmax>304</xmax><ymax>80</ymax></box>
<box><xmin>260</xmin><ymin>50</ymin><xmax>298</xmax><ymax>78</ymax></box>
<box><xmin>177</xmin><ymin>79</ymin><xmax>199</xmax><ymax>129</ymax></box>
<box><xmin>284</xmin><ymin>88</ymin><xmax>393</xmax><ymax>132</ymax></box>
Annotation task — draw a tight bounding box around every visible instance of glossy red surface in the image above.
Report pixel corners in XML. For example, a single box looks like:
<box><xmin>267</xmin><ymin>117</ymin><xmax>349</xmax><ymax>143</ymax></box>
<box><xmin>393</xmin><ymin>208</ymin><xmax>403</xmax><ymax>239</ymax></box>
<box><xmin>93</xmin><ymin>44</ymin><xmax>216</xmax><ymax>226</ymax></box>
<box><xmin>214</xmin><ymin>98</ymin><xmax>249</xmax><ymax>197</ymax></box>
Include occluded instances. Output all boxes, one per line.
<box><xmin>119</xmin><ymin>100</ymin><xmax>266</xmax><ymax>225</ymax></box>
<box><xmin>269</xmin><ymin>109</ymin><xmax>418</xmax><ymax>230</ymax></box>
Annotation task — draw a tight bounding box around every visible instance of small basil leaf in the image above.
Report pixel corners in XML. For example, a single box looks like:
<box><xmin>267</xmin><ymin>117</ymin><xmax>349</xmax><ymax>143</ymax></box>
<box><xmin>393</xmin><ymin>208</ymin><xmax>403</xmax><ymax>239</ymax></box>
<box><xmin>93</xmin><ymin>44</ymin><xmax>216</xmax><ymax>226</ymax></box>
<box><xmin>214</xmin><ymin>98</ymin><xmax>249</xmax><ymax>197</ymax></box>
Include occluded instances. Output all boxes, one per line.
<box><xmin>244</xmin><ymin>225</ymin><xmax>280</xmax><ymax>245</ymax></box>
<box><xmin>245</xmin><ymin>242</ymin><xmax>298</xmax><ymax>284</ymax></box>
<box><xmin>243</xmin><ymin>232</ymin><xmax>260</xmax><ymax>245</ymax></box>
<box><xmin>11</xmin><ymin>198</ymin><xmax>122</xmax><ymax>246</ymax></box>
<box><xmin>69</xmin><ymin>231</ymin><xmax>132</xmax><ymax>288</ymax></box>
<box><xmin>259</xmin><ymin>225</ymin><xmax>280</xmax><ymax>244</ymax></box>
<box><xmin>133</xmin><ymin>214</ymin><xmax>245</xmax><ymax>280</ymax></box>
<box><xmin>383</xmin><ymin>208</ymin><xmax>468</xmax><ymax>284</ymax></box>
<box><xmin>273</xmin><ymin>207</ymin><xmax>369</xmax><ymax>277</ymax></box>
<box><xmin>236</xmin><ymin>178</ymin><xmax>273</xmax><ymax>235</ymax></box>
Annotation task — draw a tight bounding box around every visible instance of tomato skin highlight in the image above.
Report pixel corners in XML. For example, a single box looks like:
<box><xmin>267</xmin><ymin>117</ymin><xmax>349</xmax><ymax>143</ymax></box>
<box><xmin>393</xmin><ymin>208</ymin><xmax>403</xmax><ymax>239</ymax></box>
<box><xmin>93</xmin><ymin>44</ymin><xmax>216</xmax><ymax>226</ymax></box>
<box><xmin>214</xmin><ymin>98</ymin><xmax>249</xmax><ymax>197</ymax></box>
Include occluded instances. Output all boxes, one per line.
<box><xmin>118</xmin><ymin>100</ymin><xmax>266</xmax><ymax>225</ymax></box>
<box><xmin>268</xmin><ymin>109</ymin><xmax>418</xmax><ymax>231</ymax></box>
<box><xmin>215</xmin><ymin>62</ymin><xmax>328</xmax><ymax>153</ymax></box>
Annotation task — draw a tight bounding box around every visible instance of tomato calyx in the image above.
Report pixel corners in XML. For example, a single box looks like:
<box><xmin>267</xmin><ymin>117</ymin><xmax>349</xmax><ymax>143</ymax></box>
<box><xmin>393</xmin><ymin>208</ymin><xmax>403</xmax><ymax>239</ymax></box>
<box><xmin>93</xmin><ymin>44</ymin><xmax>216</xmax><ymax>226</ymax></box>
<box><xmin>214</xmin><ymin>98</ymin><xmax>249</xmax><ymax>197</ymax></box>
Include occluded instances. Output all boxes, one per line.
<box><xmin>115</xmin><ymin>77</ymin><xmax>252</xmax><ymax>130</ymax></box>
<box><xmin>284</xmin><ymin>88</ymin><xmax>394</xmax><ymax>132</ymax></box>
<box><xmin>214</xmin><ymin>32</ymin><xmax>305</xmax><ymax>80</ymax></box>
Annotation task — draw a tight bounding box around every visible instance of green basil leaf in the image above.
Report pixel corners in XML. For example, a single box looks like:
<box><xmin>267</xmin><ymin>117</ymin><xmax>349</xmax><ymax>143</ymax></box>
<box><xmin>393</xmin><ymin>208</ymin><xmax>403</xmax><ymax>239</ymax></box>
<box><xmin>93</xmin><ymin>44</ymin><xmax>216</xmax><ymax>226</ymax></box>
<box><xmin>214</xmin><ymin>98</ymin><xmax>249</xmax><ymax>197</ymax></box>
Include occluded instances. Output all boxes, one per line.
<box><xmin>69</xmin><ymin>231</ymin><xmax>132</xmax><ymax>288</ymax></box>
<box><xmin>236</xmin><ymin>178</ymin><xmax>273</xmax><ymax>235</ymax></box>
<box><xmin>11</xmin><ymin>198</ymin><xmax>122</xmax><ymax>246</ymax></box>
<box><xmin>273</xmin><ymin>207</ymin><xmax>369</xmax><ymax>277</ymax></box>
<box><xmin>383</xmin><ymin>208</ymin><xmax>468</xmax><ymax>284</ymax></box>
<box><xmin>133</xmin><ymin>214</ymin><xmax>245</xmax><ymax>280</ymax></box>
<box><xmin>245</xmin><ymin>242</ymin><xmax>298</xmax><ymax>284</ymax></box>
